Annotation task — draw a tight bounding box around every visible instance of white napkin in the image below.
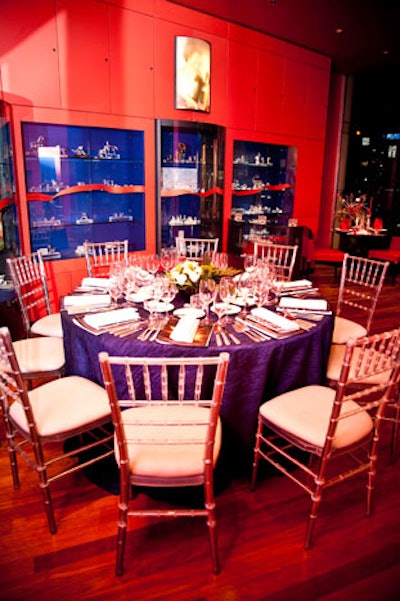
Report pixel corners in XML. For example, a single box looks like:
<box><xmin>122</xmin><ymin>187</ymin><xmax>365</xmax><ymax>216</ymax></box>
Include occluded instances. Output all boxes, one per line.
<box><xmin>81</xmin><ymin>277</ymin><xmax>110</xmax><ymax>289</ymax></box>
<box><xmin>275</xmin><ymin>279</ymin><xmax>313</xmax><ymax>291</ymax></box>
<box><xmin>170</xmin><ymin>316</ymin><xmax>199</xmax><ymax>343</ymax></box>
<box><xmin>250</xmin><ymin>307</ymin><xmax>300</xmax><ymax>332</ymax></box>
<box><xmin>84</xmin><ymin>307</ymin><xmax>139</xmax><ymax>329</ymax></box>
<box><xmin>279</xmin><ymin>297</ymin><xmax>328</xmax><ymax>311</ymax></box>
<box><xmin>64</xmin><ymin>294</ymin><xmax>111</xmax><ymax>307</ymax></box>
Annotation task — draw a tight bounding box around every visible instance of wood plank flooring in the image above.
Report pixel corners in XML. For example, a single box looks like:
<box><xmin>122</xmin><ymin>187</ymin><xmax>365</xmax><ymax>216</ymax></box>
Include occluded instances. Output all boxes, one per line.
<box><xmin>1</xmin><ymin>264</ymin><xmax>400</xmax><ymax>600</ymax></box>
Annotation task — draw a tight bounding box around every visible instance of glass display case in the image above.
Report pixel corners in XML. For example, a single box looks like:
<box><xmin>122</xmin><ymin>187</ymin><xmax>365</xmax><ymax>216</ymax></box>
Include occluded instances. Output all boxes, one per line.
<box><xmin>22</xmin><ymin>122</ymin><xmax>145</xmax><ymax>260</ymax></box>
<box><xmin>156</xmin><ymin>120</ymin><xmax>224</xmax><ymax>250</ymax></box>
<box><xmin>231</xmin><ymin>140</ymin><xmax>297</xmax><ymax>246</ymax></box>
<box><xmin>0</xmin><ymin>101</ymin><xmax>19</xmax><ymax>270</ymax></box>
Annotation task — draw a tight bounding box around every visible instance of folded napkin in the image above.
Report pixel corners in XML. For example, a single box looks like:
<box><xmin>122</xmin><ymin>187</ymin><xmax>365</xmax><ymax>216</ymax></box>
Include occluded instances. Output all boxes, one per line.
<box><xmin>64</xmin><ymin>294</ymin><xmax>111</xmax><ymax>307</ymax></box>
<box><xmin>84</xmin><ymin>307</ymin><xmax>139</xmax><ymax>329</ymax></box>
<box><xmin>170</xmin><ymin>316</ymin><xmax>199</xmax><ymax>343</ymax></box>
<box><xmin>81</xmin><ymin>277</ymin><xmax>110</xmax><ymax>289</ymax></box>
<box><xmin>279</xmin><ymin>297</ymin><xmax>328</xmax><ymax>311</ymax></box>
<box><xmin>275</xmin><ymin>279</ymin><xmax>313</xmax><ymax>291</ymax></box>
<box><xmin>250</xmin><ymin>307</ymin><xmax>300</xmax><ymax>332</ymax></box>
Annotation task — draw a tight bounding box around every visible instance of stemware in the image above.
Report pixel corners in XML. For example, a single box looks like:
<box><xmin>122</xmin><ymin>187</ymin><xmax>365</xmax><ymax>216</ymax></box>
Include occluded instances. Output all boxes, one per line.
<box><xmin>145</xmin><ymin>253</ymin><xmax>160</xmax><ymax>277</ymax></box>
<box><xmin>161</xmin><ymin>280</ymin><xmax>178</xmax><ymax>312</ymax></box>
<box><xmin>237</xmin><ymin>272</ymin><xmax>252</xmax><ymax>315</ymax></box>
<box><xmin>211</xmin><ymin>278</ymin><xmax>231</xmax><ymax>326</ymax></box>
<box><xmin>198</xmin><ymin>278</ymin><xmax>217</xmax><ymax>324</ymax></box>
<box><xmin>160</xmin><ymin>247</ymin><xmax>175</xmax><ymax>273</ymax></box>
<box><xmin>214</xmin><ymin>252</ymin><xmax>228</xmax><ymax>271</ymax></box>
<box><xmin>243</xmin><ymin>253</ymin><xmax>258</xmax><ymax>274</ymax></box>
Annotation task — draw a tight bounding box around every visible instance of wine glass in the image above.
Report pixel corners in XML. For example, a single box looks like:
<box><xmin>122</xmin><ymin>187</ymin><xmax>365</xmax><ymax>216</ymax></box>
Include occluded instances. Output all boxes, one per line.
<box><xmin>211</xmin><ymin>281</ymin><xmax>230</xmax><ymax>327</ymax></box>
<box><xmin>160</xmin><ymin>247</ymin><xmax>175</xmax><ymax>273</ymax></box>
<box><xmin>243</xmin><ymin>253</ymin><xmax>257</xmax><ymax>274</ymax></box>
<box><xmin>146</xmin><ymin>253</ymin><xmax>160</xmax><ymax>277</ymax></box>
<box><xmin>199</xmin><ymin>278</ymin><xmax>217</xmax><ymax>324</ymax></box>
<box><xmin>218</xmin><ymin>275</ymin><xmax>236</xmax><ymax>323</ymax></box>
<box><xmin>160</xmin><ymin>280</ymin><xmax>178</xmax><ymax>313</ymax></box>
<box><xmin>214</xmin><ymin>252</ymin><xmax>228</xmax><ymax>271</ymax></box>
<box><xmin>237</xmin><ymin>272</ymin><xmax>252</xmax><ymax>316</ymax></box>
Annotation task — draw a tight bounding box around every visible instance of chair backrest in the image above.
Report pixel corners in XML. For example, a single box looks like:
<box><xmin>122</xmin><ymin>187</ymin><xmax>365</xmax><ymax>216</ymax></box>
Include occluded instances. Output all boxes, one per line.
<box><xmin>252</xmin><ymin>240</ymin><xmax>298</xmax><ymax>281</ymax></box>
<box><xmin>6</xmin><ymin>251</ymin><xmax>52</xmax><ymax>336</ymax></box>
<box><xmin>84</xmin><ymin>240</ymin><xmax>129</xmax><ymax>277</ymax></box>
<box><xmin>98</xmin><ymin>352</ymin><xmax>230</xmax><ymax>484</ymax></box>
<box><xmin>175</xmin><ymin>237</ymin><xmax>219</xmax><ymax>262</ymax></box>
<box><xmin>326</xmin><ymin>328</ymin><xmax>400</xmax><ymax>456</ymax></box>
<box><xmin>337</xmin><ymin>253</ymin><xmax>389</xmax><ymax>333</ymax></box>
<box><xmin>0</xmin><ymin>327</ymin><xmax>39</xmax><ymax>444</ymax></box>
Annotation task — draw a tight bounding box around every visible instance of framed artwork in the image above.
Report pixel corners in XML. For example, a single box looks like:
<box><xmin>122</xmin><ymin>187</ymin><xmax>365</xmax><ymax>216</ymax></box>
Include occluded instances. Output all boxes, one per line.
<box><xmin>175</xmin><ymin>36</ymin><xmax>211</xmax><ymax>112</ymax></box>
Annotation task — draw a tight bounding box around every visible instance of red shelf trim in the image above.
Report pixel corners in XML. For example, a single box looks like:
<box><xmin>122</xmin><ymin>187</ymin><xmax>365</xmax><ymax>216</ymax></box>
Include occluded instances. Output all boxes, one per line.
<box><xmin>0</xmin><ymin>196</ymin><xmax>14</xmax><ymax>211</ymax></box>
<box><xmin>26</xmin><ymin>183</ymin><xmax>145</xmax><ymax>202</ymax></box>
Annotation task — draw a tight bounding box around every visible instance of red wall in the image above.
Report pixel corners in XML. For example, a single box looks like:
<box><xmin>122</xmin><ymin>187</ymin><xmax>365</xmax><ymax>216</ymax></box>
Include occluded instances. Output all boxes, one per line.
<box><xmin>0</xmin><ymin>0</ymin><xmax>337</xmax><ymax>291</ymax></box>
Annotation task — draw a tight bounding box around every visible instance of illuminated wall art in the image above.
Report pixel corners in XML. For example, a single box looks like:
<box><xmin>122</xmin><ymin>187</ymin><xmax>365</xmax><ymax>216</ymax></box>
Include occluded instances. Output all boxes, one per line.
<box><xmin>175</xmin><ymin>36</ymin><xmax>211</xmax><ymax>113</ymax></box>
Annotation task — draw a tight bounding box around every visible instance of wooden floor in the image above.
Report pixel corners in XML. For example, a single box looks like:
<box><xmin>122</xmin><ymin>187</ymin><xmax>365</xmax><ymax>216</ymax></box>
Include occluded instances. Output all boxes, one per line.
<box><xmin>1</xmin><ymin>264</ymin><xmax>400</xmax><ymax>601</ymax></box>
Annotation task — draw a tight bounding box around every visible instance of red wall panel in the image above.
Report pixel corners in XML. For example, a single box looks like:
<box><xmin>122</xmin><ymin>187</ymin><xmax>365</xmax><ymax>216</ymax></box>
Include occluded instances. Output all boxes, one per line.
<box><xmin>56</xmin><ymin>0</ymin><xmax>111</xmax><ymax>113</ymax></box>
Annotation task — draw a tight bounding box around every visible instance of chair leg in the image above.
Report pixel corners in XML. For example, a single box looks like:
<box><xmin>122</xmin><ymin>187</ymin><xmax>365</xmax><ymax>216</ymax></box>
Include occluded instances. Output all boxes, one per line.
<box><xmin>305</xmin><ymin>484</ymin><xmax>323</xmax><ymax>550</ymax></box>
<box><xmin>250</xmin><ymin>418</ymin><xmax>263</xmax><ymax>491</ymax></box>
<box><xmin>40</xmin><ymin>481</ymin><xmax>57</xmax><ymax>534</ymax></box>
<box><xmin>115</xmin><ymin>501</ymin><xmax>128</xmax><ymax>576</ymax></box>
<box><xmin>204</xmin><ymin>470</ymin><xmax>220</xmax><ymax>574</ymax></box>
<box><xmin>206</xmin><ymin>503</ymin><xmax>220</xmax><ymax>574</ymax></box>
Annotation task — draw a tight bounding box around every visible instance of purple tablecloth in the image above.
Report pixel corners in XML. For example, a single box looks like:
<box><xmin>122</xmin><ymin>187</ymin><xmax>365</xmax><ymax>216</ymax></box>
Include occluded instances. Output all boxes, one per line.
<box><xmin>62</xmin><ymin>306</ymin><xmax>333</xmax><ymax>470</ymax></box>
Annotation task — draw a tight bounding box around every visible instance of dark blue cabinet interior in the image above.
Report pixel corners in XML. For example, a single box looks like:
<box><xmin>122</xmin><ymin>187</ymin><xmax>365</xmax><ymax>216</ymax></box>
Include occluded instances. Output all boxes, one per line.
<box><xmin>157</xmin><ymin>120</ymin><xmax>224</xmax><ymax>250</ymax></box>
<box><xmin>22</xmin><ymin>122</ymin><xmax>145</xmax><ymax>259</ymax></box>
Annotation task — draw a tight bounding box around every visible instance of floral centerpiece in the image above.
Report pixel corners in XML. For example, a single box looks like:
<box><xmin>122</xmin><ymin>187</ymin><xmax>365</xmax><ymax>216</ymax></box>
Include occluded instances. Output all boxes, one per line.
<box><xmin>335</xmin><ymin>193</ymin><xmax>372</xmax><ymax>231</ymax></box>
<box><xmin>167</xmin><ymin>258</ymin><xmax>240</xmax><ymax>295</ymax></box>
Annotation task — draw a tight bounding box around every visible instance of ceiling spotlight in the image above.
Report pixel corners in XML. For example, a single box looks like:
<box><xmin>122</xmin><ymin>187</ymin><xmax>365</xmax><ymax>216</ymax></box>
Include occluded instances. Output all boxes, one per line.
<box><xmin>335</xmin><ymin>27</ymin><xmax>343</xmax><ymax>34</ymax></box>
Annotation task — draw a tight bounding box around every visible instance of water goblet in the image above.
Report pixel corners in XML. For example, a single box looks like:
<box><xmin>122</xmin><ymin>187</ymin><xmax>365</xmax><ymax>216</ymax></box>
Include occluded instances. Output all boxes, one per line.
<box><xmin>237</xmin><ymin>272</ymin><xmax>252</xmax><ymax>316</ymax></box>
<box><xmin>243</xmin><ymin>253</ymin><xmax>258</xmax><ymax>274</ymax></box>
<box><xmin>214</xmin><ymin>252</ymin><xmax>228</xmax><ymax>271</ymax></box>
<box><xmin>146</xmin><ymin>253</ymin><xmax>160</xmax><ymax>277</ymax></box>
<box><xmin>160</xmin><ymin>247</ymin><xmax>175</xmax><ymax>273</ymax></box>
<box><xmin>199</xmin><ymin>278</ymin><xmax>217</xmax><ymax>324</ymax></box>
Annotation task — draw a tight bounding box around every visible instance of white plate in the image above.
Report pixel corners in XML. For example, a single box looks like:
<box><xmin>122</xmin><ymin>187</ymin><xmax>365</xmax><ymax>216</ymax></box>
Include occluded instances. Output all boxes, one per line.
<box><xmin>144</xmin><ymin>301</ymin><xmax>174</xmax><ymax>313</ymax></box>
<box><xmin>128</xmin><ymin>288</ymin><xmax>153</xmax><ymax>302</ymax></box>
<box><xmin>211</xmin><ymin>303</ymin><xmax>241</xmax><ymax>315</ymax></box>
<box><xmin>173</xmin><ymin>307</ymin><xmax>205</xmax><ymax>319</ymax></box>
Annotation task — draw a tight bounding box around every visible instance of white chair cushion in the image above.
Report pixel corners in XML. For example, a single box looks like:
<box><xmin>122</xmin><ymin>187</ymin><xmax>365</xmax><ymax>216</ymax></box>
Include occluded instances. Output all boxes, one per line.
<box><xmin>31</xmin><ymin>313</ymin><xmax>63</xmax><ymax>338</ymax></box>
<box><xmin>119</xmin><ymin>405</ymin><xmax>221</xmax><ymax>479</ymax></box>
<box><xmin>332</xmin><ymin>316</ymin><xmax>367</xmax><ymax>344</ymax></box>
<box><xmin>9</xmin><ymin>376</ymin><xmax>110</xmax><ymax>437</ymax></box>
<box><xmin>327</xmin><ymin>344</ymin><xmax>393</xmax><ymax>384</ymax></box>
<box><xmin>13</xmin><ymin>337</ymin><xmax>65</xmax><ymax>374</ymax></box>
<box><xmin>259</xmin><ymin>385</ymin><xmax>373</xmax><ymax>450</ymax></box>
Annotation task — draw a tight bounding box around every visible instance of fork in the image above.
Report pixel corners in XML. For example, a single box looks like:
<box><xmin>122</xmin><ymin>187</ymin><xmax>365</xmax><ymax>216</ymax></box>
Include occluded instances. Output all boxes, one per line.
<box><xmin>233</xmin><ymin>320</ymin><xmax>263</xmax><ymax>342</ymax></box>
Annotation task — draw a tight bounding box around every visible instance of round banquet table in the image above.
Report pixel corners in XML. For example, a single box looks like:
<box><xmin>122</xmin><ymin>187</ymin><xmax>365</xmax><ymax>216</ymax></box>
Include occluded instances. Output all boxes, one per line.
<box><xmin>61</xmin><ymin>296</ymin><xmax>334</xmax><ymax>486</ymax></box>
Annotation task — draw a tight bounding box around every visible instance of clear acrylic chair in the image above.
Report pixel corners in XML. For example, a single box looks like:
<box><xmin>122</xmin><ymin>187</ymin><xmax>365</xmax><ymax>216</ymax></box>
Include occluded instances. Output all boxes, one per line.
<box><xmin>84</xmin><ymin>240</ymin><xmax>129</xmax><ymax>277</ymax></box>
<box><xmin>175</xmin><ymin>237</ymin><xmax>219</xmax><ymax>262</ymax></box>
<box><xmin>251</xmin><ymin>328</ymin><xmax>400</xmax><ymax>549</ymax></box>
<box><xmin>252</xmin><ymin>240</ymin><xmax>298</xmax><ymax>281</ymax></box>
<box><xmin>7</xmin><ymin>251</ymin><xmax>63</xmax><ymax>338</ymax></box>
<box><xmin>0</xmin><ymin>327</ymin><xmax>113</xmax><ymax>533</ymax></box>
<box><xmin>99</xmin><ymin>351</ymin><xmax>230</xmax><ymax>575</ymax></box>
<box><xmin>332</xmin><ymin>253</ymin><xmax>389</xmax><ymax>344</ymax></box>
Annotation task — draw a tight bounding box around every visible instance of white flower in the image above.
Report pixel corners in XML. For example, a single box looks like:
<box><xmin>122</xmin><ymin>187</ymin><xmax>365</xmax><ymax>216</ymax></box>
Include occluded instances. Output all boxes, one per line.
<box><xmin>169</xmin><ymin>260</ymin><xmax>203</xmax><ymax>287</ymax></box>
